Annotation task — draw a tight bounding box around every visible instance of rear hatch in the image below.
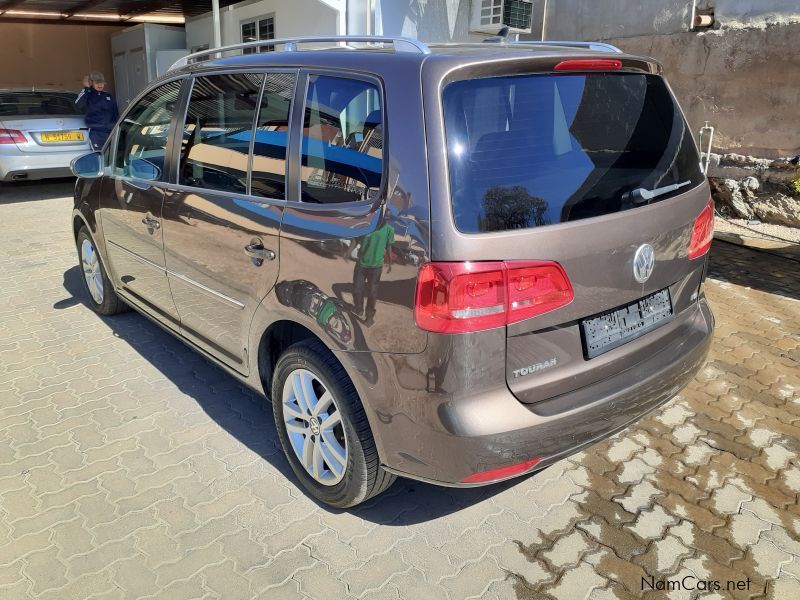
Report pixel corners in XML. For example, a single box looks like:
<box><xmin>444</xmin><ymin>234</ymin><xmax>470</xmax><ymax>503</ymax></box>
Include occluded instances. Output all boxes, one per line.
<box><xmin>0</xmin><ymin>91</ymin><xmax>89</xmax><ymax>153</ymax></box>
<box><xmin>438</xmin><ymin>60</ymin><xmax>711</xmax><ymax>404</ymax></box>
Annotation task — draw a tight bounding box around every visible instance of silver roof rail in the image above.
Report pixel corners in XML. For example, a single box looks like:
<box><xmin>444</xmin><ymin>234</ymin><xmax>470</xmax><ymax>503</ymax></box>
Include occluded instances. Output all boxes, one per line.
<box><xmin>170</xmin><ymin>36</ymin><xmax>431</xmax><ymax>71</ymax></box>
<box><xmin>510</xmin><ymin>40</ymin><xmax>623</xmax><ymax>53</ymax></box>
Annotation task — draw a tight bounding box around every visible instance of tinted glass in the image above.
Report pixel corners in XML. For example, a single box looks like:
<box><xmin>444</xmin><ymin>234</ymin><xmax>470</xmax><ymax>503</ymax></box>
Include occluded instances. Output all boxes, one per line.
<box><xmin>250</xmin><ymin>73</ymin><xmax>295</xmax><ymax>199</ymax></box>
<box><xmin>443</xmin><ymin>73</ymin><xmax>704</xmax><ymax>233</ymax></box>
<box><xmin>300</xmin><ymin>75</ymin><xmax>383</xmax><ymax>204</ymax></box>
<box><xmin>114</xmin><ymin>80</ymin><xmax>181</xmax><ymax>181</ymax></box>
<box><xmin>179</xmin><ymin>73</ymin><xmax>263</xmax><ymax>194</ymax></box>
<box><xmin>0</xmin><ymin>92</ymin><xmax>81</xmax><ymax>117</ymax></box>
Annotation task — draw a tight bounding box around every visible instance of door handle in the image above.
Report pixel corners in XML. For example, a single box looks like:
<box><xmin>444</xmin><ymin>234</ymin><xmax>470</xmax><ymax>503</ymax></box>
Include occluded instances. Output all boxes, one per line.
<box><xmin>244</xmin><ymin>243</ymin><xmax>276</xmax><ymax>262</ymax></box>
<box><xmin>141</xmin><ymin>215</ymin><xmax>160</xmax><ymax>230</ymax></box>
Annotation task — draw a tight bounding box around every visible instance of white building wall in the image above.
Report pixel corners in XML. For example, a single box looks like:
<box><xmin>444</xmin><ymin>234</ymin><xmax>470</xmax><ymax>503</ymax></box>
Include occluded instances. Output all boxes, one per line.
<box><xmin>186</xmin><ymin>0</ymin><xmax>505</xmax><ymax>49</ymax></box>
<box><xmin>374</xmin><ymin>0</ymin><xmax>483</xmax><ymax>42</ymax></box>
<box><xmin>185</xmin><ymin>0</ymin><xmax>343</xmax><ymax>50</ymax></box>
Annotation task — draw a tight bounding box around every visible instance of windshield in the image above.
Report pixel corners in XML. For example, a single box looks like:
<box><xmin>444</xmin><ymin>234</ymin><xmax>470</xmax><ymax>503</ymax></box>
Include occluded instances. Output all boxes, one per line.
<box><xmin>0</xmin><ymin>92</ymin><xmax>81</xmax><ymax>117</ymax></box>
<box><xmin>443</xmin><ymin>72</ymin><xmax>704</xmax><ymax>234</ymax></box>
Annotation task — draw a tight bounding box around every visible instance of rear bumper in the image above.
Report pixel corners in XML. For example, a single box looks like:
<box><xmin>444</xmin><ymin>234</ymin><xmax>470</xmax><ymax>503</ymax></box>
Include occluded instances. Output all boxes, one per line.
<box><xmin>341</xmin><ymin>297</ymin><xmax>714</xmax><ymax>486</ymax></box>
<box><xmin>0</xmin><ymin>148</ymin><xmax>88</xmax><ymax>181</ymax></box>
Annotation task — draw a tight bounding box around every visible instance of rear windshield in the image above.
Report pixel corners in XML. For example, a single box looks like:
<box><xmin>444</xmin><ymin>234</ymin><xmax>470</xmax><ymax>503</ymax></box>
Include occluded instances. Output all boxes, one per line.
<box><xmin>443</xmin><ymin>73</ymin><xmax>703</xmax><ymax>233</ymax></box>
<box><xmin>0</xmin><ymin>92</ymin><xmax>80</xmax><ymax>117</ymax></box>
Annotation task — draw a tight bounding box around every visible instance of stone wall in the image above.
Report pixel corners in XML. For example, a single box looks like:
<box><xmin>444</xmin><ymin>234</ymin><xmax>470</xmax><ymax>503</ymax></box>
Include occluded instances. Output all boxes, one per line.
<box><xmin>607</xmin><ymin>24</ymin><xmax>800</xmax><ymax>228</ymax></box>
<box><xmin>608</xmin><ymin>24</ymin><xmax>800</xmax><ymax>159</ymax></box>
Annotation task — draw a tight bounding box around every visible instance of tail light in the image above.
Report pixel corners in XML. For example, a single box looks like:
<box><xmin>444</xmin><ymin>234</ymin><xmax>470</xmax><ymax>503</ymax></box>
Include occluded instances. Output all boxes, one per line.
<box><xmin>554</xmin><ymin>59</ymin><xmax>622</xmax><ymax>72</ymax></box>
<box><xmin>461</xmin><ymin>457</ymin><xmax>541</xmax><ymax>484</ymax></box>
<box><xmin>0</xmin><ymin>129</ymin><xmax>26</xmax><ymax>145</ymax></box>
<box><xmin>688</xmin><ymin>197</ymin><xmax>714</xmax><ymax>259</ymax></box>
<box><xmin>415</xmin><ymin>261</ymin><xmax>573</xmax><ymax>333</ymax></box>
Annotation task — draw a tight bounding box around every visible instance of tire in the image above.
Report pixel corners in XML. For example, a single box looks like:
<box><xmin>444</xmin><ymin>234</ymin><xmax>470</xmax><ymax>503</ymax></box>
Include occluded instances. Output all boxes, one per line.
<box><xmin>271</xmin><ymin>339</ymin><xmax>396</xmax><ymax>507</ymax></box>
<box><xmin>76</xmin><ymin>226</ymin><xmax>128</xmax><ymax>316</ymax></box>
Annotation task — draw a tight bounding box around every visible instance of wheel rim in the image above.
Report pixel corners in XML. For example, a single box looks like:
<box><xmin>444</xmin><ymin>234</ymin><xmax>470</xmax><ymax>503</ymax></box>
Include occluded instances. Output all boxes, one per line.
<box><xmin>282</xmin><ymin>368</ymin><xmax>348</xmax><ymax>486</ymax></box>
<box><xmin>81</xmin><ymin>238</ymin><xmax>104</xmax><ymax>305</ymax></box>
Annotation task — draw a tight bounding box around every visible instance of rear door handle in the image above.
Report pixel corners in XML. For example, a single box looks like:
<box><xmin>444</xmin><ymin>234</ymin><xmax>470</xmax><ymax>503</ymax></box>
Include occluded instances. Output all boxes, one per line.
<box><xmin>141</xmin><ymin>215</ymin><xmax>160</xmax><ymax>230</ymax></box>
<box><xmin>244</xmin><ymin>242</ymin><xmax>276</xmax><ymax>262</ymax></box>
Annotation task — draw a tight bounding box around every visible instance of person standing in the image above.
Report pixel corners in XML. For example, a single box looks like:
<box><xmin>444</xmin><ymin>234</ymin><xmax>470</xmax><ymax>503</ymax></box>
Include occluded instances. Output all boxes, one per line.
<box><xmin>75</xmin><ymin>72</ymin><xmax>119</xmax><ymax>150</ymax></box>
<box><xmin>352</xmin><ymin>220</ymin><xmax>394</xmax><ymax>325</ymax></box>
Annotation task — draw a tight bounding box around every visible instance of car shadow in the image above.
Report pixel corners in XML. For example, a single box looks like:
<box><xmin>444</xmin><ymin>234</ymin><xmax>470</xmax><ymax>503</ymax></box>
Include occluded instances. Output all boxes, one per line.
<box><xmin>708</xmin><ymin>239</ymin><xmax>800</xmax><ymax>302</ymax></box>
<box><xmin>56</xmin><ymin>265</ymin><xmax>523</xmax><ymax>523</ymax></box>
<box><xmin>0</xmin><ymin>177</ymin><xmax>76</xmax><ymax>204</ymax></box>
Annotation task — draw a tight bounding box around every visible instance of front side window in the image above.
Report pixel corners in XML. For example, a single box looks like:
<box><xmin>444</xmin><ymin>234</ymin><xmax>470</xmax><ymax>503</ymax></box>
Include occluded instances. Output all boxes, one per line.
<box><xmin>300</xmin><ymin>75</ymin><xmax>383</xmax><ymax>204</ymax></box>
<box><xmin>250</xmin><ymin>73</ymin><xmax>295</xmax><ymax>199</ymax></box>
<box><xmin>114</xmin><ymin>80</ymin><xmax>182</xmax><ymax>181</ymax></box>
<box><xmin>178</xmin><ymin>73</ymin><xmax>263</xmax><ymax>194</ymax></box>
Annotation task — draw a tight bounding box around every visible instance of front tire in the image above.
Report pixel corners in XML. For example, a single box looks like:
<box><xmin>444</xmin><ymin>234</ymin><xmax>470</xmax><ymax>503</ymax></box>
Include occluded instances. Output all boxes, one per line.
<box><xmin>76</xmin><ymin>226</ymin><xmax>128</xmax><ymax>316</ymax></box>
<box><xmin>272</xmin><ymin>339</ymin><xmax>395</xmax><ymax>508</ymax></box>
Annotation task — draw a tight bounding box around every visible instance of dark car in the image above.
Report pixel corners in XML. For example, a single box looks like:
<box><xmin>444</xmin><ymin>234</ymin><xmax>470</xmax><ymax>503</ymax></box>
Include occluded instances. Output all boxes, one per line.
<box><xmin>70</xmin><ymin>35</ymin><xmax>714</xmax><ymax>507</ymax></box>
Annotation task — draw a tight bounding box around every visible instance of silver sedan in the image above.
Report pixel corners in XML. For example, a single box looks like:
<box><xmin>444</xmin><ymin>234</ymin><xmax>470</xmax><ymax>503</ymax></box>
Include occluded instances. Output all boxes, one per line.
<box><xmin>0</xmin><ymin>89</ymin><xmax>93</xmax><ymax>182</ymax></box>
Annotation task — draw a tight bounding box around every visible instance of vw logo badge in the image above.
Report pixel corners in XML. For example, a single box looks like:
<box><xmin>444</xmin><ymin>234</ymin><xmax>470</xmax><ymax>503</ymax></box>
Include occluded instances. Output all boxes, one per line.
<box><xmin>633</xmin><ymin>244</ymin><xmax>655</xmax><ymax>283</ymax></box>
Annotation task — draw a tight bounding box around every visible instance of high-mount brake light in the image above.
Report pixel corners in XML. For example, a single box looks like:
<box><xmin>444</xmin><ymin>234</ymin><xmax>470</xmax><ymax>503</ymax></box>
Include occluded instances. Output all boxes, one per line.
<box><xmin>688</xmin><ymin>197</ymin><xmax>715</xmax><ymax>259</ymax></box>
<box><xmin>554</xmin><ymin>59</ymin><xmax>623</xmax><ymax>72</ymax></box>
<box><xmin>414</xmin><ymin>261</ymin><xmax>573</xmax><ymax>333</ymax></box>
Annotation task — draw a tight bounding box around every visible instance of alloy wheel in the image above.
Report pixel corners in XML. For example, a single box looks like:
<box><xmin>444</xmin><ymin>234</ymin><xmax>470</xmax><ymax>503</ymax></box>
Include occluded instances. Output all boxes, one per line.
<box><xmin>281</xmin><ymin>368</ymin><xmax>348</xmax><ymax>486</ymax></box>
<box><xmin>81</xmin><ymin>238</ymin><xmax>104</xmax><ymax>305</ymax></box>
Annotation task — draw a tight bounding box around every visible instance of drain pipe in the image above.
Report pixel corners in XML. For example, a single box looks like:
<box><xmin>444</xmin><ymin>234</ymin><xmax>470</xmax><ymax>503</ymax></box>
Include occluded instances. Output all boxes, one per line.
<box><xmin>541</xmin><ymin>0</ymin><xmax>548</xmax><ymax>40</ymax></box>
<box><xmin>699</xmin><ymin>121</ymin><xmax>715</xmax><ymax>175</ymax></box>
<box><xmin>212</xmin><ymin>0</ymin><xmax>221</xmax><ymax>49</ymax></box>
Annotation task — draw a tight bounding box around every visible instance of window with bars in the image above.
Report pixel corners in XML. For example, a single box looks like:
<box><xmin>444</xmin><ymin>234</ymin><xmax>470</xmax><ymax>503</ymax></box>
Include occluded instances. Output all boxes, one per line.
<box><xmin>241</xmin><ymin>15</ymin><xmax>275</xmax><ymax>53</ymax></box>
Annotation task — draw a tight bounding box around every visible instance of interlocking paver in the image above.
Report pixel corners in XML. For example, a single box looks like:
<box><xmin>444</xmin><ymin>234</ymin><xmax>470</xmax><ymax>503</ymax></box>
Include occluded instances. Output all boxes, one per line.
<box><xmin>2</xmin><ymin>184</ymin><xmax>800</xmax><ymax>598</ymax></box>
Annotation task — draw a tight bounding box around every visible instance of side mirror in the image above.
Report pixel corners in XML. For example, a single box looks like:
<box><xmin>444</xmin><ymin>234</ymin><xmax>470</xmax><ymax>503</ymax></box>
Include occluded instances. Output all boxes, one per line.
<box><xmin>70</xmin><ymin>152</ymin><xmax>103</xmax><ymax>179</ymax></box>
<box><xmin>130</xmin><ymin>158</ymin><xmax>160</xmax><ymax>181</ymax></box>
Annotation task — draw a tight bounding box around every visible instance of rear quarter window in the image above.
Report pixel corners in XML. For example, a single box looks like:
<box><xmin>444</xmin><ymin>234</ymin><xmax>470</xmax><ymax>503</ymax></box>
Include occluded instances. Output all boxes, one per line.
<box><xmin>443</xmin><ymin>72</ymin><xmax>704</xmax><ymax>234</ymax></box>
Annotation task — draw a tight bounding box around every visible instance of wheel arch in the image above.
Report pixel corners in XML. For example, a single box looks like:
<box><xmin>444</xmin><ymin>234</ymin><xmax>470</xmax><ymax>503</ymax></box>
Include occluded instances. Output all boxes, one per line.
<box><xmin>72</xmin><ymin>211</ymin><xmax>90</xmax><ymax>241</ymax></box>
<box><xmin>257</xmin><ymin>319</ymin><xmax>324</xmax><ymax>398</ymax></box>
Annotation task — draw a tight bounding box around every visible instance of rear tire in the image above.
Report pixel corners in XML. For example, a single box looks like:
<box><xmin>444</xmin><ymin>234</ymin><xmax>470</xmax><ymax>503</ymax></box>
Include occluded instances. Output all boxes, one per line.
<box><xmin>271</xmin><ymin>339</ymin><xmax>395</xmax><ymax>507</ymax></box>
<box><xmin>76</xmin><ymin>226</ymin><xmax>128</xmax><ymax>316</ymax></box>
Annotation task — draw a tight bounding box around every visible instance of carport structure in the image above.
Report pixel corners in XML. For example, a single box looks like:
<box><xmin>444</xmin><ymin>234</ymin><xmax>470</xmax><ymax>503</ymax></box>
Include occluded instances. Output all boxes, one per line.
<box><xmin>0</xmin><ymin>0</ymin><xmax>239</xmax><ymax>24</ymax></box>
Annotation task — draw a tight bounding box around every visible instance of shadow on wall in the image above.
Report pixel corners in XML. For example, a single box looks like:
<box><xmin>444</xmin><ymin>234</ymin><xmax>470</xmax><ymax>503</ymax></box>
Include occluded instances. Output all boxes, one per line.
<box><xmin>378</xmin><ymin>0</ymin><xmax>474</xmax><ymax>41</ymax></box>
<box><xmin>54</xmin><ymin>263</ymin><xmax>521</xmax><ymax>521</ymax></box>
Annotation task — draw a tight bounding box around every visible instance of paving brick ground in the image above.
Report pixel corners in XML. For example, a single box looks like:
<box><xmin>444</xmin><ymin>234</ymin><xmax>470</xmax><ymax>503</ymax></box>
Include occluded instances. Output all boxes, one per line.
<box><xmin>1</xmin><ymin>180</ymin><xmax>799</xmax><ymax>599</ymax></box>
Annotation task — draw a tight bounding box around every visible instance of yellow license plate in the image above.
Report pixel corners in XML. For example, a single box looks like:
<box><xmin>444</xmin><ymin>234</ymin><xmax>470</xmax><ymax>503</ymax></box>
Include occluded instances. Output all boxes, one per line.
<box><xmin>41</xmin><ymin>131</ymin><xmax>84</xmax><ymax>143</ymax></box>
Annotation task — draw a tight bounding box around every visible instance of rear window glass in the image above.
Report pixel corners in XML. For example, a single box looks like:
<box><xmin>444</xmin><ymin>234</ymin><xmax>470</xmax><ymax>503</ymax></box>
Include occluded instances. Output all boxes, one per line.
<box><xmin>443</xmin><ymin>73</ymin><xmax>703</xmax><ymax>233</ymax></box>
<box><xmin>0</xmin><ymin>92</ymin><xmax>80</xmax><ymax>117</ymax></box>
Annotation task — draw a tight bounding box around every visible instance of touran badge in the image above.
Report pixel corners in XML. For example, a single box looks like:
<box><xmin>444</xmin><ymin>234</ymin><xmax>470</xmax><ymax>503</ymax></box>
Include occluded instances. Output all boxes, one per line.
<box><xmin>633</xmin><ymin>244</ymin><xmax>655</xmax><ymax>283</ymax></box>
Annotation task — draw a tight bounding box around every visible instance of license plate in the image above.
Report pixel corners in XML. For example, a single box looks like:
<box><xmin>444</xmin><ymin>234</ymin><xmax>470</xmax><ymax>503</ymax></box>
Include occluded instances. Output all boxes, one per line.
<box><xmin>581</xmin><ymin>289</ymin><xmax>673</xmax><ymax>358</ymax></box>
<box><xmin>40</xmin><ymin>131</ymin><xmax>84</xmax><ymax>143</ymax></box>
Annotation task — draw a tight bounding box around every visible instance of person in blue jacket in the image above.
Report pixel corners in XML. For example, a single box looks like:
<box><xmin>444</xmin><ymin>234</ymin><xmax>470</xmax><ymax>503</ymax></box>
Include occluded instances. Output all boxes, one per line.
<box><xmin>75</xmin><ymin>72</ymin><xmax>119</xmax><ymax>150</ymax></box>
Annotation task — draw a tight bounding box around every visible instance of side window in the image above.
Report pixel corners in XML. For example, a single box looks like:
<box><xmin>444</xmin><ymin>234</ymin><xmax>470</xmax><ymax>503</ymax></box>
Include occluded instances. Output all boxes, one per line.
<box><xmin>250</xmin><ymin>73</ymin><xmax>295</xmax><ymax>200</ymax></box>
<box><xmin>179</xmin><ymin>73</ymin><xmax>263</xmax><ymax>194</ymax></box>
<box><xmin>301</xmin><ymin>75</ymin><xmax>383</xmax><ymax>204</ymax></box>
<box><xmin>114</xmin><ymin>80</ymin><xmax>181</xmax><ymax>181</ymax></box>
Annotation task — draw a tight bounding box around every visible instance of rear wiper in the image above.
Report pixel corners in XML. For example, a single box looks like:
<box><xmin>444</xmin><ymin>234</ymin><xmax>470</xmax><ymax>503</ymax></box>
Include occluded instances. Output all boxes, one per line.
<box><xmin>624</xmin><ymin>180</ymin><xmax>692</xmax><ymax>204</ymax></box>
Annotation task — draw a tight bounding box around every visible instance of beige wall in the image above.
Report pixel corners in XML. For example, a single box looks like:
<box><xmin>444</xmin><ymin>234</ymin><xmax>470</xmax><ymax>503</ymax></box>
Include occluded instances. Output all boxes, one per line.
<box><xmin>609</xmin><ymin>23</ymin><xmax>800</xmax><ymax>159</ymax></box>
<box><xmin>0</xmin><ymin>21</ymin><xmax>126</xmax><ymax>93</ymax></box>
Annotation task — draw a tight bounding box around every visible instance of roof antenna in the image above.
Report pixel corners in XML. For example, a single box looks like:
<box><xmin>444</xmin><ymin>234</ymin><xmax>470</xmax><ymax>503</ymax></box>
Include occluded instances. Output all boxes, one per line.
<box><xmin>483</xmin><ymin>26</ymin><xmax>510</xmax><ymax>44</ymax></box>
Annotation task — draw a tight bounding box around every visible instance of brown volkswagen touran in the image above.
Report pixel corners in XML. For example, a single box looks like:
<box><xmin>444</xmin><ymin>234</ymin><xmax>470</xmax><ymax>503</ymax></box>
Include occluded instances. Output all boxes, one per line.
<box><xmin>70</xmin><ymin>36</ymin><xmax>714</xmax><ymax>507</ymax></box>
